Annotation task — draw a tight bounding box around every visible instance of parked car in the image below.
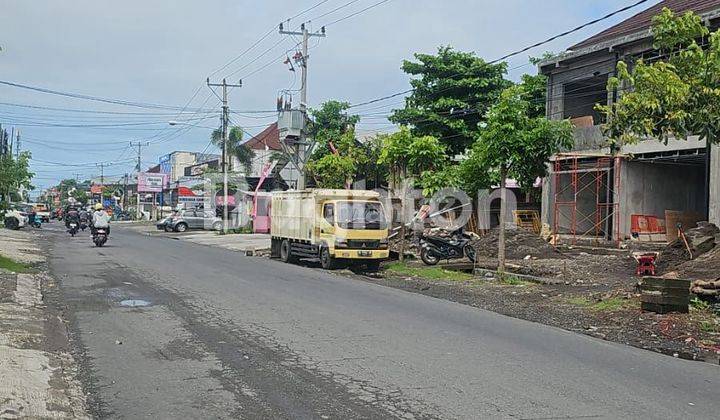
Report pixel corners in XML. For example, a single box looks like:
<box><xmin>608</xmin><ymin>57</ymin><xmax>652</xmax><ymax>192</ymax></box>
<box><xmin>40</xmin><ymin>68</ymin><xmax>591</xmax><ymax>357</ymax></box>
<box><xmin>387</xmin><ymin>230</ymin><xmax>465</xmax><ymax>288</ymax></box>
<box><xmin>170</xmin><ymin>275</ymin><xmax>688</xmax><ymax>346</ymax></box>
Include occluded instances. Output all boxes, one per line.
<box><xmin>3</xmin><ymin>205</ymin><xmax>29</xmax><ymax>230</ymax></box>
<box><xmin>156</xmin><ymin>208</ymin><xmax>223</xmax><ymax>232</ymax></box>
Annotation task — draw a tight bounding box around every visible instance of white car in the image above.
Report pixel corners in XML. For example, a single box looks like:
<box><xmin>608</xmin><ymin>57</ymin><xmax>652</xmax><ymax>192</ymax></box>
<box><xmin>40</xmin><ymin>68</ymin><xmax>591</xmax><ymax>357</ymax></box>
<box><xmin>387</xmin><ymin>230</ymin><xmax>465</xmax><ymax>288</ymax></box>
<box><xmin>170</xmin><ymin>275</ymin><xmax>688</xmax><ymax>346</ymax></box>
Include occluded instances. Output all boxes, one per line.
<box><xmin>3</xmin><ymin>206</ymin><xmax>28</xmax><ymax>230</ymax></box>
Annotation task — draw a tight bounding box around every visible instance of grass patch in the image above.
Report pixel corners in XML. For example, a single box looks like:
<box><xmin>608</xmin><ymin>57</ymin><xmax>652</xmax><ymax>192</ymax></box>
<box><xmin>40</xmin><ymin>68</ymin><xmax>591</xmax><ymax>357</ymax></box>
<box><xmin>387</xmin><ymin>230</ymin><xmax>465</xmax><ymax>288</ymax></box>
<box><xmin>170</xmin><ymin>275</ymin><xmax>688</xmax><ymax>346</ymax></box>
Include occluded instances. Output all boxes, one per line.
<box><xmin>0</xmin><ymin>254</ymin><xmax>33</xmax><ymax>273</ymax></box>
<box><xmin>699</xmin><ymin>320</ymin><xmax>719</xmax><ymax>333</ymax></box>
<box><xmin>385</xmin><ymin>262</ymin><xmax>473</xmax><ymax>282</ymax></box>
<box><xmin>690</xmin><ymin>297</ymin><xmax>711</xmax><ymax>312</ymax></box>
<box><xmin>566</xmin><ymin>296</ymin><xmax>592</xmax><ymax>307</ymax></box>
<box><xmin>566</xmin><ymin>296</ymin><xmax>633</xmax><ymax>311</ymax></box>
<box><xmin>498</xmin><ymin>274</ymin><xmax>533</xmax><ymax>286</ymax></box>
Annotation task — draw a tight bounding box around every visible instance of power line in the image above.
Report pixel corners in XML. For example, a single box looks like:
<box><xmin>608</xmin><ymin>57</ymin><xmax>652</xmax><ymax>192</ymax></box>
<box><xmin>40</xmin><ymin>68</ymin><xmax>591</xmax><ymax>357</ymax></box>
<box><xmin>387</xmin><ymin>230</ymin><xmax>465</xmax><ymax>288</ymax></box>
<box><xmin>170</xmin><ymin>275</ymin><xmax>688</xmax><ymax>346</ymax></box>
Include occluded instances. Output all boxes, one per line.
<box><xmin>346</xmin><ymin>0</ymin><xmax>651</xmax><ymax>109</ymax></box>
<box><xmin>0</xmin><ymin>80</ymin><xmax>217</xmax><ymax>111</ymax></box>
<box><xmin>324</xmin><ymin>0</ymin><xmax>394</xmax><ymax>27</ymax></box>
<box><xmin>488</xmin><ymin>0</ymin><xmax>650</xmax><ymax>64</ymax></box>
<box><xmin>307</xmin><ymin>0</ymin><xmax>362</xmax><ymax>22</ymax></box>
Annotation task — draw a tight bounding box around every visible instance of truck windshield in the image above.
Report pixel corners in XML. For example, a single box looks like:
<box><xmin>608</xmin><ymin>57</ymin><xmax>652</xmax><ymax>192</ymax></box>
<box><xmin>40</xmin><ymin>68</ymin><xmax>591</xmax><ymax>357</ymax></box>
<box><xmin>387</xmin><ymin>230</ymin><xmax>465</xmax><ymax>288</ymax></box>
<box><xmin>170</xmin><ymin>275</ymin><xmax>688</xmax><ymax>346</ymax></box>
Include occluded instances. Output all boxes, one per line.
<box><xmin>336</xmin><ymin>201</ymin><xmax>387</xmax><ymax>230</ymax></box>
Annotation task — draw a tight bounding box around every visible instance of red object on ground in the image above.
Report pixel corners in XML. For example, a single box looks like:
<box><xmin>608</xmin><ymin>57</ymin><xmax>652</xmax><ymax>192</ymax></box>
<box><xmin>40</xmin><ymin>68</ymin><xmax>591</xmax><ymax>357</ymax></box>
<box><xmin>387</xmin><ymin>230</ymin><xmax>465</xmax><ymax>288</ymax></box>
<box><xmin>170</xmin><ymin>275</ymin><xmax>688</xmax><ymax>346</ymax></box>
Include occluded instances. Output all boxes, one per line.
<box><xmin>636</xmin><ymin>254</ymin><xmax>656</xmax><ymax>276</ymax></box>
<box><xmin>631</xmin><ymin>214</ymin><xmax>666</xmax><ymax>234</ymax></box>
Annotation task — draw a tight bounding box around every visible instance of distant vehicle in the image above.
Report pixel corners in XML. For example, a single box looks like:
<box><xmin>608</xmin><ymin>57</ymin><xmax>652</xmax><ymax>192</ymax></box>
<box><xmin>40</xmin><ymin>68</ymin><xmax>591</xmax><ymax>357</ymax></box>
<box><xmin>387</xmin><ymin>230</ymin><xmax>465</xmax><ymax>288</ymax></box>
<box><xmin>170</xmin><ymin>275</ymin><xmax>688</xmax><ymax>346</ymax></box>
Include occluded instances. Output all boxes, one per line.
<box><xmin>67</xmin><ymin>221</ymin><xmax>79</xmax><ymax>237</ymax></box>
<box><xmin>3</xmin><ymin>205</ymin><xmax>28</xmax><ymax>230</ymax></box>
<box><xmin>270</xmin><ymin>189</ymin><xmax>389</xmax><ymax>270</ymax></box>
<box><xmin>92</xmin><ymin>227</ymin><xmax>108</xmax><ymax>247</ymax></box>
<box><xmin>32</xmin><ymin>203</ymin><xmax>51</xmax><ymax>222</ymax></box>
<box><xmin>156</xmin><ymin>208</ymin><xmax>223</xmax><ymax>232</ymax></box>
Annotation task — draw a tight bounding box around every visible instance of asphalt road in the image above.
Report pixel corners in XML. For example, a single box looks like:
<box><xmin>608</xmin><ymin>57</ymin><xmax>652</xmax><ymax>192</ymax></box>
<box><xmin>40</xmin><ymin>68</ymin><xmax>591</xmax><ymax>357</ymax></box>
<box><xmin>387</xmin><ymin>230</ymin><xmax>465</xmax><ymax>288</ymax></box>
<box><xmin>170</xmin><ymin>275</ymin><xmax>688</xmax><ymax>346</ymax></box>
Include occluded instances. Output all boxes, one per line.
<box><xmin>45</xmin><ymin>223</ymin><xmax>720</xmax><ymax>419</ymax></box>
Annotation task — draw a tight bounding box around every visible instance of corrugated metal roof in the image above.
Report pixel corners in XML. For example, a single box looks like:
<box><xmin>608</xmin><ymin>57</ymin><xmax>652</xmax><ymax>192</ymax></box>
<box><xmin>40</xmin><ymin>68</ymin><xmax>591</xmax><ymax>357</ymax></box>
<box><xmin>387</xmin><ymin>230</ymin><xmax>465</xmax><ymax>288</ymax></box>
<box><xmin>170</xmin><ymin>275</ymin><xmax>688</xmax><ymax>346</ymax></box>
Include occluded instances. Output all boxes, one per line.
<box><xmin>572</xmin><ymin>0</ymin><xmax>720</xmax><ymax>49</ymax></box>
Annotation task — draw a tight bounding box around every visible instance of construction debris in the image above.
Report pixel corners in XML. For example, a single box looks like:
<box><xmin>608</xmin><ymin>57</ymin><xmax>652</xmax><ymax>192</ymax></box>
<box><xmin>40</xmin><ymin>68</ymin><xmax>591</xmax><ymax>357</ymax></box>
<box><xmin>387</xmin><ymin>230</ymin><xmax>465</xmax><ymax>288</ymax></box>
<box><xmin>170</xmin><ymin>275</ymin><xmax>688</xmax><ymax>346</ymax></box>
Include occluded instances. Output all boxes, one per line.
<box><xmin>470</xmin><ymin>228</ymin><xmax>564</xmax><ymax>260</ymax></box>
<box><xmin>656</xmin><ymin>222</ymin><xmax>719</xmax><ymax>274</ymax></box>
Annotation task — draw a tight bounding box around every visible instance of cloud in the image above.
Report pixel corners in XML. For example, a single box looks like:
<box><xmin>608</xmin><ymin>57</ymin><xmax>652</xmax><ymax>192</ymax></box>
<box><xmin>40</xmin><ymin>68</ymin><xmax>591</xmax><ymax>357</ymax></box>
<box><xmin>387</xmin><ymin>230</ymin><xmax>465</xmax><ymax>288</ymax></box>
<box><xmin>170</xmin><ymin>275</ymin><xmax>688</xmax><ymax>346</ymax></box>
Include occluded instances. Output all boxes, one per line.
<box><xmin>0</xmin><ymin>0</ymin><xmax>659</xmax><ymax>190</ymax></box>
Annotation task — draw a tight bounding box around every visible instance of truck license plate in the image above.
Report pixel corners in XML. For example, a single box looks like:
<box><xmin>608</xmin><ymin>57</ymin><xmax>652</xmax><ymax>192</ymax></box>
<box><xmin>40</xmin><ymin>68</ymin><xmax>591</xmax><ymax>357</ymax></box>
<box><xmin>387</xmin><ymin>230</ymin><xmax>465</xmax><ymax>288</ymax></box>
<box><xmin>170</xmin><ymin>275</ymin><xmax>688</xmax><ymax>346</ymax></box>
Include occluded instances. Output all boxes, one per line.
<box><xmin>358</xmin><ymin>250</ymin><xmax>372</xmax><ymax>257</ymax></box>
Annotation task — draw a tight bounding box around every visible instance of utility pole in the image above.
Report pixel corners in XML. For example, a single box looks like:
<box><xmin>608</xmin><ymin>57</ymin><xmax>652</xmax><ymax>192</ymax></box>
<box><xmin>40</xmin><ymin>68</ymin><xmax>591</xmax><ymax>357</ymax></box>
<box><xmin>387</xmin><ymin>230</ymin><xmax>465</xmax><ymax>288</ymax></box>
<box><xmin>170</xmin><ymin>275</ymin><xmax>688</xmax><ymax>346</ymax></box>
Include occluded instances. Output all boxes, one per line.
<box><xmin>279</xmin><ymin>22</ymin><xmax>326</xmax><ymax>189</ymax></box>
<box><xmin>15</xmin><ymin>129</ymin><xmax>20</xmax><ymax>159</ymax></box>
<box><xmin>206</xmin><ymin>78</ymin><xmax>242</xmax><ymax>233</ymax></box>
<box><xmin>124</xmin><ymin>173</ymin><xmax>129</xmax><ymax>210</ymax></box>
<box><xmin>131</xmin><ymin>141</ymin><xmax>149</xmax><ymax>220</ymax></box>
<box><xmin>96</xmin><ymin>163</ymin><xmax>108</xmax><ymax>186</ymax></box>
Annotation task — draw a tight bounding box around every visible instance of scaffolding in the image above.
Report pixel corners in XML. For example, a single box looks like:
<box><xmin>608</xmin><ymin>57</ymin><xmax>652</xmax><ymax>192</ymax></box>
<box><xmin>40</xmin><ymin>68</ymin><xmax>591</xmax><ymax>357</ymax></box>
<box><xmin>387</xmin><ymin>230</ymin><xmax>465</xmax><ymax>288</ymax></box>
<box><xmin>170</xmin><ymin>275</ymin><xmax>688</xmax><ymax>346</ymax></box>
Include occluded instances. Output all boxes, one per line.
<box><xmin>552</xmin><ymin>154</ymin><xmax>622</xmax><ymax>245</ymax></box>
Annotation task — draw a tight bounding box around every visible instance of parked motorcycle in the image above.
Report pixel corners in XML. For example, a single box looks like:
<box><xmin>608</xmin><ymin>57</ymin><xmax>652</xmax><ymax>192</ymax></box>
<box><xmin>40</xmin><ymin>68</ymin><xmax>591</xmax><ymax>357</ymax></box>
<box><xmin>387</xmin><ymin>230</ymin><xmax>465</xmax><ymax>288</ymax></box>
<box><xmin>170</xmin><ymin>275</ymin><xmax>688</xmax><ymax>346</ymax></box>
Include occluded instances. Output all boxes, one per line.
<box><xmin>92</xmin><ymin>227</ymin><xmax>108</xmax><ymax>247</ymax></box>
<box><xmin>419</xmin><ymin>228</ymin><xmax>477</xmax><ymax>266</ymax></box>
<box><xmin>68</xmin><ymin>222</ymin><xmax>79</xmax><ymax>237</ymax></box>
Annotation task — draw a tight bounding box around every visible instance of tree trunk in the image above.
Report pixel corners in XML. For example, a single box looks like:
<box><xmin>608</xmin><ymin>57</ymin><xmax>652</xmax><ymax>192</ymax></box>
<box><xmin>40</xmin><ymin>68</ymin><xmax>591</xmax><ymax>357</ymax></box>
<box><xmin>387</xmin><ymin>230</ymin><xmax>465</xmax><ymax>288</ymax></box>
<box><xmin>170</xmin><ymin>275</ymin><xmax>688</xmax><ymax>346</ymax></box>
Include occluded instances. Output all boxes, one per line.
<box><xmin>398</xmin><ymin>167</ymin><xmax>407</xmax><ymax>262</ymax></box>
<box><xmin>498</xmin><ymin>165</ymin><xmax>507</xmax><ymax>275</ymax></box>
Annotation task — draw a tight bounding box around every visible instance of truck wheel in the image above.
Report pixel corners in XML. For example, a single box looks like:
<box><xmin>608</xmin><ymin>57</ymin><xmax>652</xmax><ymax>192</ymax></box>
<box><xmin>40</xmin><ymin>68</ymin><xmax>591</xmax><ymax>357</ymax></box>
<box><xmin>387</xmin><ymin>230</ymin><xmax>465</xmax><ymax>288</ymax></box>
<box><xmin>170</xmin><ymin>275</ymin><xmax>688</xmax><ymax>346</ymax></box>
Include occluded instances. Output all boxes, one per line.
<box><xmin>280</xmin><ymin>240</ymin><xmax>294</xmax><ymax>263</ymax></box>
<box><xmin>4</xmin><ymin>218</ymin><xmax>19</xmax><ymax>230</ymax></box>
<box><xmin>320</xmin><ymin>247</ymin><xmax>337</xmax><ymax>270</ymax></box>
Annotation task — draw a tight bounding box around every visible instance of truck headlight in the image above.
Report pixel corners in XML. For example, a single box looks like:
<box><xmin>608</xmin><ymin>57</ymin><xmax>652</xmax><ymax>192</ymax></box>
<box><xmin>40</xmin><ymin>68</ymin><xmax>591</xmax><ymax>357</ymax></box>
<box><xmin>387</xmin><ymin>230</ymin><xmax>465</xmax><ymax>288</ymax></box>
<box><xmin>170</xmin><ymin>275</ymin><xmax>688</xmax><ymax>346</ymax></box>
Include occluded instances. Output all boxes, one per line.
<box><xmin>334</xmin><ymin>239</ymin><xmax>348</xmax><ymax>248</ymax></box>
<box><xmin>379</xmin><ymin>237</ymin><xmax>388</xmax><ymax>249</ymax></box>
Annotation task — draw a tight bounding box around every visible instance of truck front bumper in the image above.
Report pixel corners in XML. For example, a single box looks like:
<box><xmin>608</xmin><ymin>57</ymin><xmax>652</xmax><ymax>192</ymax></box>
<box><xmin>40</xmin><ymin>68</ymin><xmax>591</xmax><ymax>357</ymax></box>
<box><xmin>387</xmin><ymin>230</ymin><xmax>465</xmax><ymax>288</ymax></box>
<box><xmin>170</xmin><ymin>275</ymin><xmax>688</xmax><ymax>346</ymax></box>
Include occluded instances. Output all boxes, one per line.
<box><xmin>333</xmin><ymin>249</ymin><xmax>389</xmax><ymax>259</ymax></box>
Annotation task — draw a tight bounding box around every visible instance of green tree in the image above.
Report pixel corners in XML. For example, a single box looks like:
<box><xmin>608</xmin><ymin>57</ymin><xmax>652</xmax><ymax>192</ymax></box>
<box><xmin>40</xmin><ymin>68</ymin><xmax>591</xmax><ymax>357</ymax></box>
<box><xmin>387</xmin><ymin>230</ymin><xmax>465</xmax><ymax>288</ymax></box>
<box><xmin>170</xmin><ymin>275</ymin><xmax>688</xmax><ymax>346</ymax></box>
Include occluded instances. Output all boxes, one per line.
<box><xmin>306</xmin><ymin>128</ymin><xmax>368</xmax><ymax>188</ymax></box>
<box><xmin>212</xmin><ymin>126</ymin><xmax>255</xmax><ymax>175</ymax></box>
<box><xmin>305</xmin><ymin>101</ymin><xmax>368</xmax><ymax>188</ymax></box>
<box><xmin>70</xmin><ymin>188</ymin><xmax>88</xmax><ymax>205</ymax></box>
<box><xmin>308</xmin><ymin>100</ymin><xmax>360</xmax><ymax>160</ymax></box>
<box><xmin>470</xmin><ymin>84</ymin><xmax>573</xmax><ymax>272</ymax></box>
<box><xmin>0</xmin><ymin>151</ymin><xmax>34</xmax><ymax>203</ymax></box>
<box><xmin>377</xmin><ymin>126</ymin><xmax>446</xmax><ymax>191</ymax></box>
<box><xmin>390</xmin><ymin>46</ymin><xmax>512</xmax><ymax>156</ymax></box>
<box><xmin>600</xmin><ymin>8</ymin><xmax>720</xmax><ymax>146</ymax></box>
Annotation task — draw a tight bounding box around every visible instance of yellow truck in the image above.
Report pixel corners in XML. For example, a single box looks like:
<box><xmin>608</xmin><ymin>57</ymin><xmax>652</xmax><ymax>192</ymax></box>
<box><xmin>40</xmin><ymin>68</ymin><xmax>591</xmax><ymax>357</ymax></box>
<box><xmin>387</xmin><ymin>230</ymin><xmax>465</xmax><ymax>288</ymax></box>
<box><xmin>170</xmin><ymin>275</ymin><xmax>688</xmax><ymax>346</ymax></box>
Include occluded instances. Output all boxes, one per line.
<box><xmin>270</xmin><ymin>189</ymin><xmax>389</xmax><ymax>270</ymax></box>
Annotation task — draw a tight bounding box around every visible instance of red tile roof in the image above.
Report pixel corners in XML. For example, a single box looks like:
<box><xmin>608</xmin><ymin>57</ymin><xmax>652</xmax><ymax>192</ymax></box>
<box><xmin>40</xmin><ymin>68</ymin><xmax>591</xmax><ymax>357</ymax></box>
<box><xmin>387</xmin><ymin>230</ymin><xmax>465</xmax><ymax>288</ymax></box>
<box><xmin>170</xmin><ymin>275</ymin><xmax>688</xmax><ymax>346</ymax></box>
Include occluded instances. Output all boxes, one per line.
<box><xmin>572</xmin><ymin>0</ymin><xmax>720</xmax><ymax>49</ymax></box>
<box><xmin>244</xmin><ymin>123</ymin><xmax>281</xmax><ymax>151</ymax></box>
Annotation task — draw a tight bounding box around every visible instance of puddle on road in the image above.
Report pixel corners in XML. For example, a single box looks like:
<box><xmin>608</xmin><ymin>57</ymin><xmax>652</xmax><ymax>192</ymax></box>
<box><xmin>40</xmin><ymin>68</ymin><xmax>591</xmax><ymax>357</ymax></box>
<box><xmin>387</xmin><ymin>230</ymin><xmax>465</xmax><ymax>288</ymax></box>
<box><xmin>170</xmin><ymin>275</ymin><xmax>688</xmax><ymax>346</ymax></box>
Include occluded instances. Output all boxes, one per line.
<box><xmin>119</xmin><ymin>299</ymin><xmax>151</xmax><ymax>307</ymax></box>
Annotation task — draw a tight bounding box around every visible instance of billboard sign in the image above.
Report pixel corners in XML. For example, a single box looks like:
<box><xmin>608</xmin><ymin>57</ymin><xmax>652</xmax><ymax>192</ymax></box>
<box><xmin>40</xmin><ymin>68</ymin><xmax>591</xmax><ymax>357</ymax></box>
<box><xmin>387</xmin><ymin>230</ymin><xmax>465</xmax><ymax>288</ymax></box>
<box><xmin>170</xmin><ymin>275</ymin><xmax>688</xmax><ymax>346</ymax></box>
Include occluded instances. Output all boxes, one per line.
<box><xmin>137</xmin><ymin>172</ymin><xmax>168</xmax><ymax>192</ymax></box>
<box><xmin>159</xmin><ymin>153</ymin><xmax>172</xmax><ymax>174</ymax></box>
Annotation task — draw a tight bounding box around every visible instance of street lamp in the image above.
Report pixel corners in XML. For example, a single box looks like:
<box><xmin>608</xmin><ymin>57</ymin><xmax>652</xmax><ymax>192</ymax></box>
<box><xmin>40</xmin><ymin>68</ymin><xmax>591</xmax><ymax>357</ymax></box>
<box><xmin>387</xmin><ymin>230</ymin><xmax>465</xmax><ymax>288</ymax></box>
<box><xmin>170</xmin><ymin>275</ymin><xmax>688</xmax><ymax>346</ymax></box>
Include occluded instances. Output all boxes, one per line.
<box><xmin>167</xmin><ymin>121</ymin><xmax>218</xmax><ymax>130</ymax></box>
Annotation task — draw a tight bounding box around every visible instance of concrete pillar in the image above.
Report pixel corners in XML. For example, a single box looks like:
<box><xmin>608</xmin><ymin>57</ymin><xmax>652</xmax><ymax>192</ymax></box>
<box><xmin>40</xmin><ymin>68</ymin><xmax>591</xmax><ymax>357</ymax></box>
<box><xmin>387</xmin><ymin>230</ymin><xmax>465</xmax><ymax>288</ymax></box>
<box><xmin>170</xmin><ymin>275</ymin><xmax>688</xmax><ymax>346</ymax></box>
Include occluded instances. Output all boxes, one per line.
<box><xmin>709</xmin><ymin>143</ymin><xmax>720</xmax><ymax>226</ymax></box>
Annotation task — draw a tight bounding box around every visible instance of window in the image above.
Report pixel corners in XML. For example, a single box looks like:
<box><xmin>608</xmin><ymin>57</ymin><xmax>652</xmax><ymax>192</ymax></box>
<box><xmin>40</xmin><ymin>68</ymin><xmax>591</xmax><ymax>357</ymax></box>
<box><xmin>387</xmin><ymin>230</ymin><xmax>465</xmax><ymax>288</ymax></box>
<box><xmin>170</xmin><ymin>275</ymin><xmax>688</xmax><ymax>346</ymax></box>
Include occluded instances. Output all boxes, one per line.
<box><xmin>336</xmin><ymin>201</ymin><xmax>387</xmax><ymax>230</ymax></box>
<box><xmin>323</xmin><ymin>203</ymin><xmax>334</xmax><ymax>224</ymax></box>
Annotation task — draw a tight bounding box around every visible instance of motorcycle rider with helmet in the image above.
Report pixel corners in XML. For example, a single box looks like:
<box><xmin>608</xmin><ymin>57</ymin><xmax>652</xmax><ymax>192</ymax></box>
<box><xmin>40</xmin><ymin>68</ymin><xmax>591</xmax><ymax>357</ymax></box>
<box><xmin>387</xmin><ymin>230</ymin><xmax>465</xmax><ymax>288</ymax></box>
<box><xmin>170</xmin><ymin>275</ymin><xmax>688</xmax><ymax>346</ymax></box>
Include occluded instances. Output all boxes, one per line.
<box><xmin>91</xmin><ymin>203</ymin><xmax>111</xmax><ymax>236</ymax></box>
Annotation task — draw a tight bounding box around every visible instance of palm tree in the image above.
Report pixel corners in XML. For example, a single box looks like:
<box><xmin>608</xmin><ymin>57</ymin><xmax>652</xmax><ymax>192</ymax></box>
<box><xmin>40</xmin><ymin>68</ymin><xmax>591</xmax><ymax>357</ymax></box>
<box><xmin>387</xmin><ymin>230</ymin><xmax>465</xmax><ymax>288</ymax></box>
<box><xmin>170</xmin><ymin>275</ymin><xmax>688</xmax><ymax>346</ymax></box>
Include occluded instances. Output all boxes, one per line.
<box><xmin>211</xmin><ymin>126</ymin><xmax>255</xmax><ymax>175</ymax></box>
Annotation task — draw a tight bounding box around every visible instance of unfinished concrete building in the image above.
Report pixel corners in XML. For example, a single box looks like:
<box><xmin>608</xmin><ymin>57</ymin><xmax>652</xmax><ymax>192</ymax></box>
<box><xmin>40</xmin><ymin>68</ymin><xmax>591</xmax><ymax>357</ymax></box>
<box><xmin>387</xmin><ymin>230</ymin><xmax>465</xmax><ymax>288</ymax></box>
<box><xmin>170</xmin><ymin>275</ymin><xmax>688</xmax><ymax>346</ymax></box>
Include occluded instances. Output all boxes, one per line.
<box><xmin>539</xmin><ymin>0</ymin><xmax>720</xmax><ymax>243</ymax></box>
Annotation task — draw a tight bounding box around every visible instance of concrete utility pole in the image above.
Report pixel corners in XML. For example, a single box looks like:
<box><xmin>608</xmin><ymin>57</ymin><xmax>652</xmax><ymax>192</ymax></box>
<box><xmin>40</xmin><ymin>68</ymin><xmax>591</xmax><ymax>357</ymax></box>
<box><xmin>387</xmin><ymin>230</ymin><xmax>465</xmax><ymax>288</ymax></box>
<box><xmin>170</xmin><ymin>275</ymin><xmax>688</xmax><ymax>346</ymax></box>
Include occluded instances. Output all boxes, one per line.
<box><xmin>123</xmin><ymin>173</ymin><xmax>129</xmax><ymax>210</ymax></box>
<box><xmin>15</xmin><ymin>129</ymin><xmax>20</xmax><ymax>159</ymax></box>
<box><xmin>131</xmin><ymin>141</ymin><xmax>149</xmax><ymax>220</ymax></box>
<box><xmin>279</xmin><ymin>22</ymin><xmax>326</xmax><ymax>189</ymax></box>
<box><xmin>206</xmin><ymin>78</ymin><xmax>242</xmax><ymax>233</ymax></box>
<box><xmin>96</xmin><ymin>163</ymin><xmax>109</xmax><ymax>186</ymax></box>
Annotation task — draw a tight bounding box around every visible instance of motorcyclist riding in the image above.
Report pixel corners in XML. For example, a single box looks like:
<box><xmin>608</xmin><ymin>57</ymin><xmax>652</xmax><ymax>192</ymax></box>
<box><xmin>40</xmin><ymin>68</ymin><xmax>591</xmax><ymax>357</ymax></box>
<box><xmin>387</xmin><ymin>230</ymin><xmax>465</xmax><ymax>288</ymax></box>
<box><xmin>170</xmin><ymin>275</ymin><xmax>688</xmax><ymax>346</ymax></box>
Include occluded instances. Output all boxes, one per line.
<box><xmin>65</xmin><ymin>205</ymin><xmax>80</xmax><ymax>229</ymax></box>
<box><xmin>91</xmin><ymin>203</ymin><xmax>111</xmax><ymax>236</ymax></box>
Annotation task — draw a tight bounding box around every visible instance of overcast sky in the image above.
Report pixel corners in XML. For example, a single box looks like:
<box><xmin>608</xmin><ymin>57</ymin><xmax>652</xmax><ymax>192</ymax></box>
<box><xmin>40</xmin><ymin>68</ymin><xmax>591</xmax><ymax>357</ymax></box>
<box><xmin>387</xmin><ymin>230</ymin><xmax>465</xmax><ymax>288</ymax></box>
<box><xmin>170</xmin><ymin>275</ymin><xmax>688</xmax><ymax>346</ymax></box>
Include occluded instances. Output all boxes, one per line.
<box><xmin>0</xmin><ymin>0</ymin><xmax>660</xmax><ymax>192</ymax></box>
